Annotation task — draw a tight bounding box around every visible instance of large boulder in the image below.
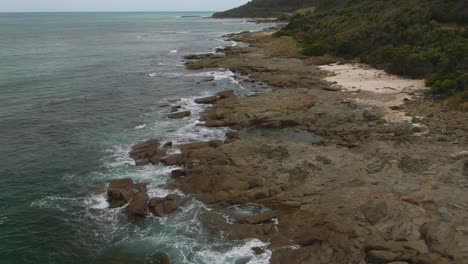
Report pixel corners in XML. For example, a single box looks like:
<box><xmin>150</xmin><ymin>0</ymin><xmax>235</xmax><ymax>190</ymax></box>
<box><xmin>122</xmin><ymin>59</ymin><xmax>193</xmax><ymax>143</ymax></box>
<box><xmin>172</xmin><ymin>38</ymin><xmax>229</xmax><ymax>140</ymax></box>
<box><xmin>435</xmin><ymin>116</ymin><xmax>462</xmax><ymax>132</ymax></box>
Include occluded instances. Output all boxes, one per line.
<box><xmin>161</xmin><ymin>154</ymin><xmax>185</xmax><ymax>166</ymax></box>
<box><xmin>107</xmin><ymin>178</ymin><xmax>138</xmax><ymax>208</ymax></box>
<box><xmin>149</xmin><ymin>197</ymin><xmax>179</xmax><ymax>217</ymax></box>
<box><xmin>107</xmin><ymin>178</ymin><xmax>149</xmax><ymax>220</ymax></box>
<box><xmin>129</xmin><ymin>139</ymin><xmax>167</xmax><ymax>165</ymax></box>
<box><xmin>127</xmin><ymin>191</ymin><xmax>149</xmax><ymax>219</ymax></box>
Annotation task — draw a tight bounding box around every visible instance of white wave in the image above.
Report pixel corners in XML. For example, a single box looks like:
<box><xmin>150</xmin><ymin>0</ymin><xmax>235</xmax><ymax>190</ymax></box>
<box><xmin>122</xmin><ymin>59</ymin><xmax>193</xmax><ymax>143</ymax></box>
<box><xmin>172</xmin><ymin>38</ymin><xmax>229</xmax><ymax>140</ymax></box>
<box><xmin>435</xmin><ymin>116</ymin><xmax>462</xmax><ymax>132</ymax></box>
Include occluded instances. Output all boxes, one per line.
<box><xmin>194</xmin><ymin>239</ymin><xmax>271</xmax><ymax>264</ymax></box>
<box><xmin>29</xmin><ymin>196</ymin><xmax>76</xmax><ymax>212</ymax></box>
<box><xmin>84</xmin><ymin>193</ymin><xmax>109</xmax><ymax>209</ymax></box>
<box><xmin>134</xmin><ymin>124</ymin><xmax>146</xmax><ymax>129</ymax></box>
<box><xmin>170</xmin><ymin>50</ymin><xmax>179</xmax><ymax>53</ymax></box>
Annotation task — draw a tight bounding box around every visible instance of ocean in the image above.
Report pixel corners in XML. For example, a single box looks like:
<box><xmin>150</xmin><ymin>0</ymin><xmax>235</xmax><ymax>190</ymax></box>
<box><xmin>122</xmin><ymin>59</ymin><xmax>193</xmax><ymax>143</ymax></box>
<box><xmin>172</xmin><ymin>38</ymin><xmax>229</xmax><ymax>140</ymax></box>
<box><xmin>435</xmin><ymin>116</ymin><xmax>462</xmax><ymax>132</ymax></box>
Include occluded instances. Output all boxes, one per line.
<box><xmin>0</xmin><ymin>12</ymin><xmax>273</xmax><ymax>264</ymax></box>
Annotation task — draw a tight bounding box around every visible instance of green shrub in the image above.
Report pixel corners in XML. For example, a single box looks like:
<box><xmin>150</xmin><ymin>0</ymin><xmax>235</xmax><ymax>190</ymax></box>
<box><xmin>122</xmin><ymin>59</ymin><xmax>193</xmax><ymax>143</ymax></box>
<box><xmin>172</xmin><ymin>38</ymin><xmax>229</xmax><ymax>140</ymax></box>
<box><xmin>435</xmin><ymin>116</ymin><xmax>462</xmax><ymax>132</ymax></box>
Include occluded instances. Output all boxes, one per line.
<box><xmin>444</xmin><ymin>91</ymin><xmax>468</xmax><ymax>111</ymax></box>
<box><xmin>278</xmin><ymin>0</ymin><xmax>467</xmax><ymax>99</ymax></box>
<box><xmin>427</xmin><ymin>71</ymin><xmax>468</xmax><ymax>94</ymax></box>
<box><xmin>301</xmin><ymin>42</ymin><xmax>326</xmax><ymax>56</ymax></box>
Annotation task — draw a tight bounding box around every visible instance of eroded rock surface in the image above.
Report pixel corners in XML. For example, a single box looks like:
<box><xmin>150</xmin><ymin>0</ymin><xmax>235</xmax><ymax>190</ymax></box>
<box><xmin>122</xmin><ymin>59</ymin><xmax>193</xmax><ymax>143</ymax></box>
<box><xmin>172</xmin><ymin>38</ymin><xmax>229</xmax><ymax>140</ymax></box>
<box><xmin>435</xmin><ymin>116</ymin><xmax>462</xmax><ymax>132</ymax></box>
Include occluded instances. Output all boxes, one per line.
<box><xmin>129</xmin><ymin>139</ymin><xmax>167</xmax><ymax>166</ymax></box>
<box><xmin>127</xmin><ymin>30</ymin><xmax>467</xmax><ymax>263</ymax></box>
<box><xmin>107</xmin><ymin>178</ymin><xmax>149</xmax><ymax>220</ymax></box>
<box><xmin>173</xmin><ymin>31</ymin><xmax>468</xmax><ymax>263</ymax></box>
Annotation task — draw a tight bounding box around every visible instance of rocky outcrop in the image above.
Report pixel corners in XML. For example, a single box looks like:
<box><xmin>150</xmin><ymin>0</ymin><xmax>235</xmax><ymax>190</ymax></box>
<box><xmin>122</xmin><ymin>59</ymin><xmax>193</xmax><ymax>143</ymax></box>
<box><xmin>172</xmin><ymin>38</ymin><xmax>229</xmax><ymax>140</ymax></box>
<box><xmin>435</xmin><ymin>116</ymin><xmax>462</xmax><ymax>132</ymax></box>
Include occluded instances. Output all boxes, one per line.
<box><xmin>194</xmin><ymin>90</ymin><xmax>235</xmax><ymax>105</ymax></box>
<box><xmin>123</xmin><ymin>30</ymin><xmax>467</xmax><ymax>263</ymax></box>
<box><xmin>107</xmin><ymin>178</ymin><xmax>144</xmax><ymax>207</ymax></box>
<box><xmin>149</xmin><ymin>196</ymin><xmax>179</xmax><ymax>217</ymax></box>
<box><xmin>160</xmin><ymin>154</ymin><xmax>184</xmax><ymax>166</ymax></box>
<box><xmin>195</xmin><ymin>95</ymin><xmax>218</xmax><ymax>104</ymax></box>
<box><xmin>107</xmin><ymin>178</ymin><xmax>149</xmax><ymax>220</ymax></box>
<box><xmin>127</xmin><ymin>191</ymin><xmax>149</xmax><ymax>219</ymax></box>
<box><xmin>167</xmin><ymin>111</ymin><xmax>191</xmax><ymax>119</ymax></box>
<box><xmin>129</xmin><ymin>139</ymin><xmax>167</xmax><ymax>166</ymax></box>
<box><xmin>237</xmin><ymin>211</ymin><xmax>277</xmax><ymax>224</ymax></box>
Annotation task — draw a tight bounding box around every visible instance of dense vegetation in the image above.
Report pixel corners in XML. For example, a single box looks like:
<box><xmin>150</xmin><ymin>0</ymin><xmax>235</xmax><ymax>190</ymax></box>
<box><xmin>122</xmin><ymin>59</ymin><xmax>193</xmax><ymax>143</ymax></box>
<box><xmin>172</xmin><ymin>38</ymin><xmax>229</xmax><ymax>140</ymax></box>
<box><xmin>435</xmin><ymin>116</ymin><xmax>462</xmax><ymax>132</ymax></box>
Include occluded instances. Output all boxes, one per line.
<box><xmin>216</xmin><ymin>0</ymin><xmax>467</xmax><ymax>108</ymax></box>
<box><xmin>278</xmin><ymin>0</ymin><xmax>467</xmax><ymax>101</ymax></box>
<box><xmin>213</xmin><ymin>0</ymin><xmax>314</xmax><ymax>18</ymax></box>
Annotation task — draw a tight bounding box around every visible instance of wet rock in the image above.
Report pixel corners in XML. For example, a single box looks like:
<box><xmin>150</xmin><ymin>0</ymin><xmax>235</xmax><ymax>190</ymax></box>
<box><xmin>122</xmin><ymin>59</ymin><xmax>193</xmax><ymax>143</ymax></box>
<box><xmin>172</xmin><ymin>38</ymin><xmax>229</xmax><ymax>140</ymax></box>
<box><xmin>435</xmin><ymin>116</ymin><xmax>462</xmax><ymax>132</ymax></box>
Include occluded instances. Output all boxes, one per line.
<box><xmin>204</xmin><ymin>76</ymin><xmax>215</xmax><ymax>82</ymax></box>
<box><xmin>129</xmin><ymin>139</ymin><xmax>167</xmax><ymax>165</ymax></box>
<box><xmin>167</xmin><ymin>111</ymin><xmax>191</xmax><ymax>119</ymax></box>
<box><xmin>135</xmin><ymin>159</ymin><xmax>151</xmax><ymax>166</ymax></box>
<box><xmin>195</xmin><ymin>95</ymin><xmax>218</xmax><ymax>104</ymax></box>
<box><xmin>183</xmin><ymin>54</ymin><xmax>202</xmax><ymax>60</ymax></box>
<box><xmin>170</xmin><ymin>105</ymin><xmax>181</xmax><ymax>113</ymax></box>
<box><xmin>171</xmin><ymin>169</ymin><xmax>186</xmax><ymax>178</ymax></box>
<box><xmin>163</xmin><ymin>141</ymin><xmax>173</xmax><ymax>148</ymax></box>
<box><xmin>152</xmin><ymin>252</ymin><xmax>172</xmax><ymax>264</ymax></box>
<box><xmin>107</xmin><ymin>178</ymin><xmax>137</xmax><ymax>208</ymax></box>
<box><xmin>226</xmin><ymin>131</ymin><xmax>240</xmax><ymax>139</ymax></box>
<box><xmin>237</xmin><ymin>210</ymin><xmax>277</xmax><ymax>224</ymax></box>
<box><xmin>127</xmin><ymin>191</ymin><xmax>149</xmax><ymax>219</ymax></box>
<box><xmin>161</xmin><ymin>154</ymin><xmax>185</xmax><ymax>166</ymax></box>
<box><xmin>165</xmin><ymin>194</ymin><xmax>182</xmax><ymax>202</ymax></box>
<box><xmin>366</xmin><ymin>250</ymin><xmax>398</xmax><ymax>263</ymax></box>
<box><xmin>149</xmin><ymin>197</ymin><xmax>179</xmax><ymax>217</ymax></box>
<box><xmin>252</xmin><ymin>247</ymin><xmax>265</xmax><ymax>255</ymax></box>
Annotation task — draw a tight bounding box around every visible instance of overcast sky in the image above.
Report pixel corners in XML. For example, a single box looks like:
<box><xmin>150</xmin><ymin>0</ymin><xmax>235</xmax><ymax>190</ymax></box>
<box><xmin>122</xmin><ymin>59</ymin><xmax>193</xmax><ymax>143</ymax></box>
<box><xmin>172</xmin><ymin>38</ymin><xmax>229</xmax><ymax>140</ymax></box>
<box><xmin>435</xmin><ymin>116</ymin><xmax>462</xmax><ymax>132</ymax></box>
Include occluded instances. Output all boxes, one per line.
<box><xmin>0</xmin><ymin>0</ymin><xmax>250</xmax><ymax>12</ymax></box>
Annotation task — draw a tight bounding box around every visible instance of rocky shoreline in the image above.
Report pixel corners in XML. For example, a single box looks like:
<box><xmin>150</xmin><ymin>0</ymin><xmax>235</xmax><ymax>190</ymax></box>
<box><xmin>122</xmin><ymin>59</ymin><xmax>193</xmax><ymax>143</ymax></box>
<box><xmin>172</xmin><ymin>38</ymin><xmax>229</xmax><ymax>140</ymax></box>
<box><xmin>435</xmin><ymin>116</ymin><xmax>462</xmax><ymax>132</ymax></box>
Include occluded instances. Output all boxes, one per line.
<box><xmin>107</xmin><ymin>30</ymin><xmax>467</xmax><ymax>263</ymax></box>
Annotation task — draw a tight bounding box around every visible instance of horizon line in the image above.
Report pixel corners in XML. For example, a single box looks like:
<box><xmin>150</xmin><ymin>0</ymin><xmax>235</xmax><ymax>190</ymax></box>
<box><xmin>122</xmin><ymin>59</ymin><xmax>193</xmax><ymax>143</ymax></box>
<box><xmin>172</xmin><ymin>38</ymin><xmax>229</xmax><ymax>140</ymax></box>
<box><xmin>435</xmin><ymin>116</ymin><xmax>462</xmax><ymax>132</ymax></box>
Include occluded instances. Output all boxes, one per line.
<box><xmin>0</xmin><ymin>11</ymin><xmax>218</xmax><ymax>13</ymax></box>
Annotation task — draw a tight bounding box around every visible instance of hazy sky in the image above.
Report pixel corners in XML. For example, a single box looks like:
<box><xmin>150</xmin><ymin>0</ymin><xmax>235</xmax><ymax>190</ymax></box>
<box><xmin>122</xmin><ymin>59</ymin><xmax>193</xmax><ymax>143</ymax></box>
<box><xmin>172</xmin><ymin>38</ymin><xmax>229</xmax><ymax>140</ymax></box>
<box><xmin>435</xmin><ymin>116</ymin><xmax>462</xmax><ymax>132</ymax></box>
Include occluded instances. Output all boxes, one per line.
<box><xmin>0</xmin><ymin>0</ymin><xmax>250</xmax><ymax>12</ymax></box>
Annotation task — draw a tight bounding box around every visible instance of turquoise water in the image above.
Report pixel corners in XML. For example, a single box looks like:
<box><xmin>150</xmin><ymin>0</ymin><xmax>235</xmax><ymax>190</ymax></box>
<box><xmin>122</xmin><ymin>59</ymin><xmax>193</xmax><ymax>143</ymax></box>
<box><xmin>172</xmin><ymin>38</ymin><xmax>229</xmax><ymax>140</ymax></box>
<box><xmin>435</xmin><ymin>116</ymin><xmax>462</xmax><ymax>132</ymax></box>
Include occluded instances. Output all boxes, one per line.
<box><xmin>0</xmin><ymin>12</ymin><xmax>272</xmax><ymax>264</ymax></box>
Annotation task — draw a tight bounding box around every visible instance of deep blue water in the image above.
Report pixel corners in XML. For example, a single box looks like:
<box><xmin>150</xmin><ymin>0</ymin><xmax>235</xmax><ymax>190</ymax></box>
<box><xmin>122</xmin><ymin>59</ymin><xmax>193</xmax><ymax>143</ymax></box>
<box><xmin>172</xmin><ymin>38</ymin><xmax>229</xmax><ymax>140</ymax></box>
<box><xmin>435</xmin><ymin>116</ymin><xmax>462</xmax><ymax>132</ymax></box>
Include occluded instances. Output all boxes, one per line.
<box><xmin>0</xmin><ymin>12</ymin><xmax>272</xmax><ymax>264</ymax></box>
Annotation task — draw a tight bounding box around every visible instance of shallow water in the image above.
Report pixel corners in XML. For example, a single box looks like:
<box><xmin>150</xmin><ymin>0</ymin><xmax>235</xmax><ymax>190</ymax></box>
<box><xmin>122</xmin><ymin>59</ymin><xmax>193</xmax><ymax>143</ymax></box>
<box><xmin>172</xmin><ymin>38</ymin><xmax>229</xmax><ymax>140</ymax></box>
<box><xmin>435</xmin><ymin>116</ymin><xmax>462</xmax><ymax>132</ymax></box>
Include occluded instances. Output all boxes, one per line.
<box><xmin>0</xmin><ymin>12</ymin><xmax>273</xmax><ymax>264</ymax></box>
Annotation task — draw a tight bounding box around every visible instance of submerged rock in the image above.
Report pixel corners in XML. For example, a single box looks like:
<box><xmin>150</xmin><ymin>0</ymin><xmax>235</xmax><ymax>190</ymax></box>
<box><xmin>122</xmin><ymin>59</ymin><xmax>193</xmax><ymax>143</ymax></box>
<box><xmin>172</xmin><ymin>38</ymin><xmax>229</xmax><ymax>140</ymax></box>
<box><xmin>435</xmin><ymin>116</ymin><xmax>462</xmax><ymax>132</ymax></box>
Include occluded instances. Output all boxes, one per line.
<box><xmin>169</xmin><ymin>105</ymin><xmax>181</xmax><ymax>113</ymax></box>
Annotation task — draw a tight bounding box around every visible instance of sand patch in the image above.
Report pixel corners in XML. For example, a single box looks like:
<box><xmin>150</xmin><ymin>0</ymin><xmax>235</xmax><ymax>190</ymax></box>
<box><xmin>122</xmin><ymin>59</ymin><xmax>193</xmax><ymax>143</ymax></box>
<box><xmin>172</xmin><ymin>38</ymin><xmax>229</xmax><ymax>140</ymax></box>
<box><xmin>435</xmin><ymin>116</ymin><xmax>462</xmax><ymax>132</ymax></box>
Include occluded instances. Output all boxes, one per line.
<box><xmin>320</xmin><ymin>63</ymin><xmax>427</xmax><ymax>122</ymax></box>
